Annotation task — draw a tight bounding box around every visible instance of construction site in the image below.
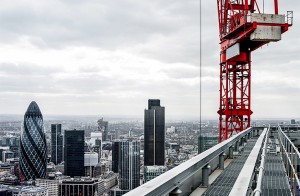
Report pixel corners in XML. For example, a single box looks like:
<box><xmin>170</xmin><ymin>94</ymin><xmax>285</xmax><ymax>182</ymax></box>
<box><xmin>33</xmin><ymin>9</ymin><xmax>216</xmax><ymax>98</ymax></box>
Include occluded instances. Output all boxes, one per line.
<box><xmin>125</xmin><ymin>1</ymin><xmax>300</xmax><ymax>195</ymax></box>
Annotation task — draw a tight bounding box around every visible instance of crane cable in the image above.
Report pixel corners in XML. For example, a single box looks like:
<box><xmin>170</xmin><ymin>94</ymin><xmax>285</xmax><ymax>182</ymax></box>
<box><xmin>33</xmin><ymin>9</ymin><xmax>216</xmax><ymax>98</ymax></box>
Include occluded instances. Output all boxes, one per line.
<box><xmin>200</xmin><ymin>0</ymin><xmax>202</xmax><ymax>138</ymax></box>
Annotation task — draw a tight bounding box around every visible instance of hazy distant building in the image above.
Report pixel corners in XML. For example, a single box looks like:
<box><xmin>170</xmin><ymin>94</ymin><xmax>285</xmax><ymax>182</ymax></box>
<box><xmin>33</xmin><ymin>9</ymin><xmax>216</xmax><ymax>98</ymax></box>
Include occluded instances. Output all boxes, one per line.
<box><xmin>198</xmin><ymin>135</ymin><xmax>218</xmax><ymax>154</ymax></box>
<box><xmin>2</xmin><ymin>151</ymin><xmax>14</xmax><ymax>162</ymax></box>
<box><xmin>115</xmin><ymin>129</ymin><xmax>120</xmax><ymax>140</ymax></box>
<box><xmin>128</xmin><ymin>128</ymin><xmax>132</xmax><ymax>137</ymax></box>
<box><xmin>51</xmin><ymin>124</ymin><xmax>63</xmax><ymax>165</ymax></box>
<box><xmin>97</xmin><ymin>118</ymin><xmax>108</xmax><ymax>141</ymax></box>
<box><xmin>291</xmin><ymin>119</ymin><xmax>296</xmax><ymax>124</ymax></box>
<box><xmin>64</xmin><ymin>130</ymin><xmax>85</xmax><ymax>177</ymax></box>
<box><xmin>1</xmin><ymin>136</ymin><xmax>19</xmax><ymax>147</ymax></box>
<box><xmin>90</xmin><ymin>132</ymin><xmax>102</xmax><ymax>146</ymax></box>
<box><xmin>118</xmin><ymin>141</ymin><xmax>140</xmax><ymax>191</ymax></box>
<box><xmin>144</xmin><ymin>99</ymin><xmax>165</xmax><ymax>166</ymax></box>
<box><xmin>19</xmin><ymin>101</ymin><xmax>47</xmax><ymax>180</ymax></box>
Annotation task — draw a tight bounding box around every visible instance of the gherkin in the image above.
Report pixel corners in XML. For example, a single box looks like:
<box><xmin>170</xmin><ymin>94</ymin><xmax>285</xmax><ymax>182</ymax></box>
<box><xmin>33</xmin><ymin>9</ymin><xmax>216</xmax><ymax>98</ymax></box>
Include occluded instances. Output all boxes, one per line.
<box><xmin>19</xmin><ymin>101</ymin><xmax>47</xmax><ymax>180</ymax></box>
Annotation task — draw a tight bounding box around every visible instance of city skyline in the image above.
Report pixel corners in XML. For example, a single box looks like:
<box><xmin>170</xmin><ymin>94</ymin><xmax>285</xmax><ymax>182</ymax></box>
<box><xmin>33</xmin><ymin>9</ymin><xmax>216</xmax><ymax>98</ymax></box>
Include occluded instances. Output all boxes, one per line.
<box><xmin>0</xmin><ymin>1</ymin><xmax>200</xmax><ymax>118</ymax></box>
<box><xmin>202</xmin><ymin>1</ymin><xmax>300</xmax><ymax>119</ymax></box>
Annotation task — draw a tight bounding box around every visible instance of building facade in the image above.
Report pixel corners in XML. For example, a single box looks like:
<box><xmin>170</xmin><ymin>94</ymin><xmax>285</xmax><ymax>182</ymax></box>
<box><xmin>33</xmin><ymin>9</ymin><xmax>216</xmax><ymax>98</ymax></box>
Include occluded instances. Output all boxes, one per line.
<box><xmin>90</xmin><ymin>132</ymin><xmax>102</xmax><ymax>146</ymax></box>
<box><xmin>84</xmin><ymin>152</ymin><xmax>98</xmax><ymax>177</ymax></box>
<box><xmin>198</xmin><ymin>135</ymin><xmax>219</xmax><ymax>154</ymax></box>
<box><xmin>64</xmin><ymin>130</ymin><xmax>85</xmax><ymax>177</ymax></box>
<box><xmin>58</xmin><ymin>178</ymin><xmax>99</xmax><ymax>196</ymax></box>
<box><xmin>51</xmin><ymin>124</ymin><xmax>63</xmax><ymax>165</ymax></box>
<box><xmin>102</xmin><ymin>172</ymin><xmax>117</xmax><ymax>192</ymax></box>
<box><xmin>144</xmin><ymin>165</ymin><xmax>168</xmax><ymax>182</ymax></box>
<box><xmin>2</xmin><ymin>186</ymin><xmax>48</xmax><ymax>196</ymax></box>
<box><xmin>112</xmin><ymin>140</ymin><xmax>120</xmax><ymax>173</ymax></box>
<box><xmin>95</xmin><ymin>139</ymin><xmax>102</xmax><ymax>161</ymax></box>
<box><xmin>36</xmin><ymin>178</ymin><xmax>58</xmax><ymax>196</ymax></box>
<box><xmin>144</xmin><ymin>99</ymin><xmax>165</xmax><ymax>166</ymax></box>
<box><xmin>19</xmin><ymin>101</ymin><xmax>47</xmax><ymax>180</ymax></box>
<box><xmin>119</xmin><ymin>140</ymin><xmax>140</xmax><ymax>190</ymax></box>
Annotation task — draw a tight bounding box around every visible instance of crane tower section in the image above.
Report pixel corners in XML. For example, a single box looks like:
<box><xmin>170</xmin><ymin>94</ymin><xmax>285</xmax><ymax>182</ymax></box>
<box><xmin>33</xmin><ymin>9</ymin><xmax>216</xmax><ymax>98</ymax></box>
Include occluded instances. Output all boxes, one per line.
<box><xmin>217</xmin><ymin>0</ymin><xmax>292</xmax><ymax>142</ymax></box>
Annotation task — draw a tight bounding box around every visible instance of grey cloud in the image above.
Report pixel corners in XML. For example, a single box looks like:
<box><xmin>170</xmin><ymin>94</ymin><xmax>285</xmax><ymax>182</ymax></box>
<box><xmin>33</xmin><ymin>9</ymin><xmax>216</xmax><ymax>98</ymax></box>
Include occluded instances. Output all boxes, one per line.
<box><xmin>0</xmin><ymin>1</ymin><xmax>201</xmax><ymax>117</ymax></box>
<box><xmin>0</xmin><ymin>63</ymin><xmax>58</xmax><ymax>75</ymax></box>
<box><xmin>162</xmin><ymin>66</ymin><xmax>200</xmax><ymax>79</ymax></box>
<box><xmin>0</xmin><ymin>1</ymin><xmax>200</xmax><ymax>65</ymax></box>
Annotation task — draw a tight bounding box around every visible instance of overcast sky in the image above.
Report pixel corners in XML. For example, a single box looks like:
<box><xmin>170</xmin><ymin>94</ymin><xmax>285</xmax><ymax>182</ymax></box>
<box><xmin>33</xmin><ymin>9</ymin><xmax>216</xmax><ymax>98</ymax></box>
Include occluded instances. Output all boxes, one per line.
<box><xmin>0</xmin><ymin>0</ymin><xmax>200</xmax><ymax>119</ymax></box>
<box><xmin>202</xmin><ymin>1</ymin><xmax>300</xmax><ymax>119</ymax></box>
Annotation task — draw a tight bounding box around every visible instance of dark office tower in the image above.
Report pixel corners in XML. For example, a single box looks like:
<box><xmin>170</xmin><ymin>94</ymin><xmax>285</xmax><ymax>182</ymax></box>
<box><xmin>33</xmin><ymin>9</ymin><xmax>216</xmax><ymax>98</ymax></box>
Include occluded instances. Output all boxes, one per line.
<box><xmin>19</xmin><ymin>101</ymin><xmax>47</xmax><ymax>180</ymax></box>
<box><xmin>144</xmin><ymin>99</ymin><xmax>165</xmax><ymax>166</ymax></box>
<box><xmin>51</xmin><ymin>124</ymin><xmax>63</xmax><ymax>165</ymax></box>
<box><xmin>64</xmin><ymin>130</ymin><xmax>85</xmax><ymax>177</ymax></box>
<box><xmin>95</xmin><ymin>139</ymin><xmax>102</xmax><ymax>161</ymax></box>
<box><xmin>112</xmin><ymin>140</ymin><xmax>120</xmax><ymax>173</ymax></box>
<box><xmin>119</xmin><ymin>141</ymin><xmax>140</xmax><ymax>190</ymax></box>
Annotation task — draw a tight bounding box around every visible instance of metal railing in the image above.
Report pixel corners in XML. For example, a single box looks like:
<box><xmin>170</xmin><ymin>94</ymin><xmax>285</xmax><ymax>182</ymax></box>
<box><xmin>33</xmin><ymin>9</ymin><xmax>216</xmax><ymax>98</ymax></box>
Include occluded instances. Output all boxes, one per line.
<box><xmin>252</xmin><ymin>125</ymin><xmax>270</xmax><ymax>196</ymax></box>
<box><xmin>229</xmin><ymin>127</ymin><xmax>268</xmax><ymax>196</ymax></box>
<box><xmin>278</xmin><ymin>125</ymin><xmax>300</xmax><ymax>196</ymax></box>
<box><xmin>124</xmin><ymin>127</ymin><xmax>261</xmax><ymax>196</ymax></box>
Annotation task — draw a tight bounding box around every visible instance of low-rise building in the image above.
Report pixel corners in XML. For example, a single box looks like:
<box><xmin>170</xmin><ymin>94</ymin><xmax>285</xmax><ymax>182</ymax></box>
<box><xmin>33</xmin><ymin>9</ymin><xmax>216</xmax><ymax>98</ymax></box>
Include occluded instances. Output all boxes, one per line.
<box><xmin>1</xmin><ymin>186</ymin><xmax>48</xmax><ymax>196</ymax></box>
<box><xmin>36</xmin><ymin>178</ymin><xmax>59</xmax><ymax>196</ymax></box>
<box><xmin>102</xmin><ymin>172</ymin><xmax>117</xmax><ymax>193</ymax></box>
<box><xmin>58</xmin><ymin>177</ymin><xmax>99</xmax><ymax>196</ymax></box>
<box><xmin>144</xmin><ymin>165</ymin><xmax>168</xmax><ymax>182</ymax></box>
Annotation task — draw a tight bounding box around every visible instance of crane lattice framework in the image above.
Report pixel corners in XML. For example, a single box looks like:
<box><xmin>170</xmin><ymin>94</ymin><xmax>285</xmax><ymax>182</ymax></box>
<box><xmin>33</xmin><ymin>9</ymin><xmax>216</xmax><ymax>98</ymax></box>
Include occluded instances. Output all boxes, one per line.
<box><xmin>217</xmin><ymin>0</ymin><xmax>292</xmax><ymax>142</ymax></box>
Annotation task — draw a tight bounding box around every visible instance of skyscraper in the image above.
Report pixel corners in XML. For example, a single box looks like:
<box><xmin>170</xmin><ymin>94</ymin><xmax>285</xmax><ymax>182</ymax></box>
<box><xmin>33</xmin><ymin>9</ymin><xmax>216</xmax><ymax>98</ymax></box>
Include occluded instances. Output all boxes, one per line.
<box><xmin>97</xmin><ymin>118</ymin><xmax>108</xmax><ymax>141</ymax></box>
<box><xmin>19</xmin><ymin>101</ymin><xmax>47</xmax><ymax>180</ymax></box>
<box><xmin>144</xmin><ymin>99</ymin><xmax>165</xmax><ymax>166</ymax></box>
<box><xmin>64</xmin><ymin>130</ymin><xmax>85</xmax><ymax>177</ymax></box>
<box><xmin>51</xmin><ymin>124</ymin><xmax>63</xmax><ymax>165</ymax></box>
<box><xmin>119</xmin><ymin>140</ymin><xmax>140</xmax><ymax>191</ymax></box>
<box><xmin>112</xmin><ymin>140</ymin><xmax>120</xmax><ymax>173</ymax></box>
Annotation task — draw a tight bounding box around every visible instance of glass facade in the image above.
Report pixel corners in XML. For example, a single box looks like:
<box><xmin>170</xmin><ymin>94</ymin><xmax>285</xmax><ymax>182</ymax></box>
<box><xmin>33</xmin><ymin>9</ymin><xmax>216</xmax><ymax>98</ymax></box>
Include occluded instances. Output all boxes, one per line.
<box><xmin>119</xmin><ymin>141</ymin><xmax>140</xmax><ymax>190</ymax></box>
<box><xmin>19</xmin><ymin>101</ymin><xmax>47</xmax><ymax>180</ymax></box>
<box><xmin>198</xmin><ymin>135</ymin><xmax>219</xmax><ymax>154</ymax></box>
<box><xmin>64</xmin><ymin>130</ymin><xmax>85</xmax><ymax>177</ymax></box>
<box><xmin>144</xmin><ymin>99</ymin><xmax>165</xmax><ymax>166</ymax></box>
<box><xmin>112</xmin><ymin>140</ymin><xmax>120</xmax><ymax>173</ymax></box>
<box><xmin>51</xmin><ymin>124</ymin><xmax>63</xmax><ymax>165</ymax></box>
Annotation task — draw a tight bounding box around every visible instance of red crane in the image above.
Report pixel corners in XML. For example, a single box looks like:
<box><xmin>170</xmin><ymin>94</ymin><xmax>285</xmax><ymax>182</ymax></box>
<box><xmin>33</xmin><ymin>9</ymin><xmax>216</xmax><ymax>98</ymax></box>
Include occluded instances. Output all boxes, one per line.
<box><xmin>217</xmin><ymin>0</ymin><xmax>292</xmax><ymax>142</ymax></box>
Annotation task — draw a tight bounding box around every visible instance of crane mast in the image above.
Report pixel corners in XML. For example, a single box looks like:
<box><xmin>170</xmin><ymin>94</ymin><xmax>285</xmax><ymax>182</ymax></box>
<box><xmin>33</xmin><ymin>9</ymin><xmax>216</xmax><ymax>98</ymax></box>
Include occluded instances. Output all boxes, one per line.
<box><xmin>217</xmin><ymin>0</ymin><xmax>292</xmax><ymax>142</ymax></box>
